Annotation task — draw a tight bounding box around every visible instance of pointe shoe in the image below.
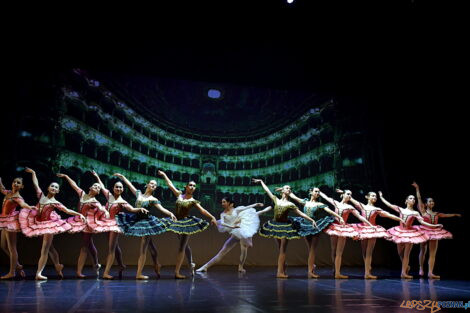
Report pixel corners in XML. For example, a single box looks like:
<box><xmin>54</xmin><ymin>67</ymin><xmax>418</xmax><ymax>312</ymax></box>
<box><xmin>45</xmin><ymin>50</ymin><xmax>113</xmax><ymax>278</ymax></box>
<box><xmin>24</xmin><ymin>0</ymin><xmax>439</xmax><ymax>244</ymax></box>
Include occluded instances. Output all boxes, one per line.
<box><xmin>401</xmin><ymin>273</ymin><xmax>413</xmax><ymax>279</ymax></box>
<box><xmin>16</xmin><ymin>265</ymin><xmax>25</xmax><ymax>278</ymax></box>
<box><xmin>238</xmin><ymin>266</ymin><xmax>246</xmax><ymax>274</ymax></box>
<box><xmin>55</xmin><ymin>264</ymin><xmax>64</xmax><ymax>279</ymax></box>
<box><xmin>335</xmin><ymin>273</ymin><xmax>348</xmax><ymax>279</ymax></box>
<box><xmin>76</xmin><ymin>273</ymin><xmax>86</xmax><ymax>279</ymax></box>
<box><xmin>364</xmin><ymin>274</ymin><xmax>377</xmax><ymax>279</ymax></box>
<box><xmin>196</xmin><ymin>267</ymin><xmax>207</xmax><ymax>273</ymax></box>
<box><xmin>276</xmin><ymin>273</ymin><xmax>288</xmax><ymax>278</ymax></box>
<box><xmin>308</xmin><ymin>272</ymin><xmax>320</xmax><ymax>278</ymax></box>
<box><xmin>94</xmin><ymin>264</ymin><xmax>101</xmax><ymax>276</ymax></box>
<box><xmin>136</xmin><ymin>275</ymin><xmax>149</xmax><ymax>280</ymax></box>
<box><xmin>190</xmin><ymin>262</ymin><xmax>195</xmax><ymax>276</ymax></box>
<box><xmin>35</xmin><ymin>274</ymin><xmax>48</xmax><ymax>280</ymax></box>
<box><xmin>1</xmin><ymin>273</ymin><xmax>16</xmax><ymax>280</ymax></box>
<box><xmin>419</xmin><ymin>269</ymin><xmax>425</xmax><ymax>276</ymax></box>
<box><xmin>174</xmin><ymin>273</ymin><xmax>186</xmax><ymax>279</ymax></box>
<box><xmin>102</xmin><ymin>274</ymin><xmax>114</xmax><ymax>280</ymax></box>
<box><xmin>428</xmin><ymin>273</ymin><xmax>440</xmax><ymax>280</ymax></box>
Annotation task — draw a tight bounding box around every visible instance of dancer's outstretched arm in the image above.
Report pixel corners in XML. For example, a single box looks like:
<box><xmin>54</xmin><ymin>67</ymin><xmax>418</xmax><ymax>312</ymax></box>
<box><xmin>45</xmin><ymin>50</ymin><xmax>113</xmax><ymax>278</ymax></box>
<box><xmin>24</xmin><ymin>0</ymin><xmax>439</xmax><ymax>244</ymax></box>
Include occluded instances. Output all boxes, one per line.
<box><xmin>194</xmin><ymin>203</ymin><xmax>217</xmax><ymax>225</ymax></box>
<box><xmin>56</xmin><ymin>204</ymin><xmax>86</xmax><ymax>222</ymax></box>
<box><xmin>378</xmin><ymin>210</ymin><xmax>405</xmax><ymax>223</ymax></box>
<box><xmin>252</xmin><ymin>178</ymin><xmax>276</xmax><ymax>202</ymax></box>
<box><xmin>378</xmin><ymin>191</ymin><xmax>401</xmax><ymax>213</ymax></box>
<box><xmin>412</xmin><ymin>182</ymin><xmax>426</xmax><ymax>215</ymax></box>
<box><xmin>25</xmin><ymin>167</ymin><xmax>41</xmax><ymax>195</ymax></box>
<box><xmin>416</xmin><ymin>215</ymin><xmax>443</xmax><ymax>228</ymax></box>
<box><xmin>350</xmin><ymin>208</ymin><xmax>374</xmax><ymax>227</ymax></box>
<box><xmin>319</xmin><ymin>191</ymin><xmax>336</xmax><ymax>207</ymax></box>
<box><xmin>158</xmin><ymin>170</ymin><xmax>182</xmax><ymax>197</ymax></box>
<box><xmin>154</xmin><ymin>203</ymin><xmax>177</xmax><ymax>221</ymax></box>
<box><xmin>288</xmin><ymin>192</ymin><xmax>306</xmax><ymax>205</ymax></box>
<box><xmin>437</xmin><ymin>213</ymin><xmax>462</xmax><ymax>218</ymax></box>
<box><xmin>294</xmin><ymin>208</ymin><xmax>318</xmax><ymax>229</ymax></box>
<box><xmin>256</xmin><ymin>206</ymin><xmax>272</xmax><ymax>216</ymax></box>
<box><xmin>113</xmin><ymin>173</ymin><xmax>137</xmax><ymax>196</ymax></box>
<box><xmin>234</xmin><ymin>203</ymin><xmax>264</xmax><ymax>213</ymax></box>
<box><xmin>91</xmin><ymin>170</ymin><xmax>110</xmax><ymax>198</ymax></box>
<box><xmin>57</xmin><ymin>173</ymin><xmax>83</xmax><ymax>196</ymax></box>
<box><xmin>348</xmin><ymin>196</ymin><xmax>364</xmax><ymax>211</ymax></box>
<box><xmin>321</xmin><ymin>206</ymin><xmax>345</xmax><ymax>224</ymax></box>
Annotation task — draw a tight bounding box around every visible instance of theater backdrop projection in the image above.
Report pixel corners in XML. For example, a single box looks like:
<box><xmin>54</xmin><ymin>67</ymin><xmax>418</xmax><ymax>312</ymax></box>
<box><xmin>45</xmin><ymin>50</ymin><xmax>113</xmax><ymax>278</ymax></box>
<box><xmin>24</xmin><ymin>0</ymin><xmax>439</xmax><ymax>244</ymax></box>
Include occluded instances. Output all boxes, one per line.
<box><xmin>9</xmin><ymin>69</ymin><xmax>374</xmax><ymax>217</ymax></box>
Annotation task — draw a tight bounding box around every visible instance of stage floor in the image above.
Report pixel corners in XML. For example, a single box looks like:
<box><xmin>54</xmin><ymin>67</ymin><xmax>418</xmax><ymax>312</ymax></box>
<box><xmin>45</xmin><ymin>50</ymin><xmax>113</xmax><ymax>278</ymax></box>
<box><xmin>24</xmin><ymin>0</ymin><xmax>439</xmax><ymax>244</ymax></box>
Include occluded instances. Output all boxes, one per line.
<box><xmin>1</xmin><ymin>266</ymin><xmax>469</xmax><ymax>313</ymax></box>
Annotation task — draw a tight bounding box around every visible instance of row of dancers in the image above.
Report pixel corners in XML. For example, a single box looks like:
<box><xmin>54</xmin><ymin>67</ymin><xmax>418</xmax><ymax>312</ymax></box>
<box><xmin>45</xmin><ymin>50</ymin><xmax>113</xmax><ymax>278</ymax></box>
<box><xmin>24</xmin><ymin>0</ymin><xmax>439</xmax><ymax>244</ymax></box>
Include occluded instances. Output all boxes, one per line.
<box><xmin>0</xmin><ymin>168</ymin><xmax>461</xmax><ymax>280</ymax></box>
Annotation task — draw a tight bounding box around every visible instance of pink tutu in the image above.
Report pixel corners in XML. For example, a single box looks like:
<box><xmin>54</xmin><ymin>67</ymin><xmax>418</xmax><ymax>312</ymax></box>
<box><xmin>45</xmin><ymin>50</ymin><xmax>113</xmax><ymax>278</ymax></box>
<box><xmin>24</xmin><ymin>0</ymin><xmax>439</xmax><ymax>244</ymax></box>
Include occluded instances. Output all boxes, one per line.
<box><xmin>418</xmin><ymin>225</ymin><xmax>453</xmax><ymax>240</ymax></box>
<box><xmin>0</xmin><ymin>211</ymin><xmax>21</xmax><ymax>232</ymax></box>
<box><xmin>324</xmin><ymin>223</ymin><xmax>359</xmax><ymax>238</ymax></box>
<box><xmin>67</xmin><ymin>215</ymin><xmax>87</xmax><ymax>233</ymax></box>
<box><xmin>386</xmin><ymin>225</ymin><xmax>429</xmax><ymax>244</ymax></box>
<box><xmin>353</xmin><ymin>223</ymin><xmax>390</xmax><ymax>239</ymax></box>
<box><xmin>85</xmin><ymin>210</ymin><xmax>121</xmax><ymax>233</ymax></box>
<box><xmin>19</xmin><ymin>208</ymin><xmax>72</xmax><ymax>237</ymax></box>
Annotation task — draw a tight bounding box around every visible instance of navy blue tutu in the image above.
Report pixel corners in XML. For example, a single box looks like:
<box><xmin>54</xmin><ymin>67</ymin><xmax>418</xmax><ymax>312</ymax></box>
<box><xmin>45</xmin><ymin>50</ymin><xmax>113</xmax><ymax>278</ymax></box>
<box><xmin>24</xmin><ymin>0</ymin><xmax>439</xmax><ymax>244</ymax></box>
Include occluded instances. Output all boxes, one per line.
<box><xmin>291</xmin><ymin>216</ymin><xmax>335</xmax><ymax>236</ymax></box>
<box><xmin>116</xmin><ymin>212</ymin><xmax>168</xmax><ymax>236</ymax></box>
<box><xmin>259</xmin><ymin>217</ymin><xmax>302</xmax><ymax>240</ymax></box>
<box><xmin>163</xmin><ymin>216</ymin><xmax>209</xmax><ymax>235</ymax></box>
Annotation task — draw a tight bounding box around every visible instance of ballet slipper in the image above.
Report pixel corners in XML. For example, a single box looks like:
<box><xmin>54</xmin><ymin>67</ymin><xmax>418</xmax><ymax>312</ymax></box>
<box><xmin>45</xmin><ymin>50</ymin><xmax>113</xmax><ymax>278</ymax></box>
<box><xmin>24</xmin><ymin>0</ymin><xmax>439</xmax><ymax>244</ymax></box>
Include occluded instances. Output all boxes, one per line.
<box><xmin>36</xmin><ymin>274</ymin><xmax>48</xmax><ymax>280</ymax></box>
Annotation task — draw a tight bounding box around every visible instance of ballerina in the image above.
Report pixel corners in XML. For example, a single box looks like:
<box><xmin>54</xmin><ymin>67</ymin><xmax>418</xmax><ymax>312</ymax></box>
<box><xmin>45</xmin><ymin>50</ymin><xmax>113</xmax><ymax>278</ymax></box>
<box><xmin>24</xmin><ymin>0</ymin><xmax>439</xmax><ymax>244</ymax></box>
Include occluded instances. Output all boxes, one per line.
<box><xmin>346</xmin><ymin>190</ymin><xmax>404</xmax><ymax>279</ymax></box>
<box><xmin>100</xmin><ymin>175</ymin><xmax>152</xmax><ymax>279</ymax></box>
<box><xmin>20</xmin><ymin>167</ymin><xmax>86</xmax><ymax>280</ymax></box>
<box><xmin>253</xmin><ymin>178</ymin><xmax>317</xmax><ymax>278</ymax></box>
<box><xmin>57</xmin><ymin>171</ymin><xmax>113</xmax><ymax>278</ymax></box>
<box><xmin>114</xmin><ymin>173</ymin><xmax>176</xmax><ymax>280</ymax></box>
<box><xmin>196</xmin><ymin>197</ymin><xmax>271</xmax><ymax>273</ymax></box>
<box><xmin>0</xmin><ymin>176</ymin><xmax>35</xmax><ymax>279</ymax></box>
<box><xmin>379</xmin><ymin>190</ymin><xmax>442</xmax><ymax>279</ymax></box>
<box><xmin>413</xmin><ymin>182</ymin><xmax>461</xmax><ymax>279</ymax></box>
<box><xmin>321</xmin><ymin>189</ymin><xmax>374</xmax><ymax>279</ymax></box>
<box><xmin>288</xmin><ymin>187</ymin><xmax>344</xmax><ymax>278</ymax></box>
<box><xmin>158</xmin><ymin>170</ymin><xmax>217</xmax><ymax>279</ymax></box>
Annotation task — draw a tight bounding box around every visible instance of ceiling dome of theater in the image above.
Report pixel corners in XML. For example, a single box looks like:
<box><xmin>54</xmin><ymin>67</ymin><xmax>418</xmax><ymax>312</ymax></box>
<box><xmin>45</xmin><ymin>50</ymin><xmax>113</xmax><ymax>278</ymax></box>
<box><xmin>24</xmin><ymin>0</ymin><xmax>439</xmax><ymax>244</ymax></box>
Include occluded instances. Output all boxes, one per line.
<box><xmin>93</xmin><ymin>72</ymin><xmax>326</xmax><ymax>136</ymax></box>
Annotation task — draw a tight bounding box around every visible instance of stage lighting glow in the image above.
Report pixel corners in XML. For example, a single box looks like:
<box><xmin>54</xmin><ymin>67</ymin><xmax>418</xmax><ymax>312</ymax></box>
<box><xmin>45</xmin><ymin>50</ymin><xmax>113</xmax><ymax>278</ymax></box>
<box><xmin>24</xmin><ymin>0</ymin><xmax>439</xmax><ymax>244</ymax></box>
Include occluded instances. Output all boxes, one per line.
<box><xmin>287</xmin><ymin>0</ymin><xmax>294</xmax><ymax>3</ymax></box>
<box><xmin>208</xmin><ymin>89</ymin><xmax>221</xmax><ymax>99</ymax></box>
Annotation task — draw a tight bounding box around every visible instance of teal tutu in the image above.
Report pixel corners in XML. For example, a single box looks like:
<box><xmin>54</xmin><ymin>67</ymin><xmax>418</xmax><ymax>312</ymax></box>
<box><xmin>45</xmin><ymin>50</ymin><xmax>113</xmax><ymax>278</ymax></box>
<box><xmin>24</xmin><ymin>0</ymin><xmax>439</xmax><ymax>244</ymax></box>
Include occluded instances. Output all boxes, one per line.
<box><xmin>291</xmin><ymin>216</ymin><xmax>335</xmax><ymax>236</ymax></box>
<box><xmin>163</xmin><ymin>216</ymin><xmax>209</xmax><ymax>235</ymax></box>
<box><xmin>116</xmin><ymin>212</ymin><xmax>168</xmax><ymax>236</ymax></box>
<box><xmin>259</xmin><ymin>218</ymin><xmax>302</xmax><ymax>240</ymax></box>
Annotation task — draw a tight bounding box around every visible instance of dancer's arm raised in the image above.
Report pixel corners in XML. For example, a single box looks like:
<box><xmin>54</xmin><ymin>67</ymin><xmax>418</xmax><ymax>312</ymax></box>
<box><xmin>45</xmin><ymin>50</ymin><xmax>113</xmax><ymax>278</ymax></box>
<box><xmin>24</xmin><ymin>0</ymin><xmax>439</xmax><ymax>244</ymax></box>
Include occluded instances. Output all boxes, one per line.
<box><xmin>412</xmin><ymin>182</ymin><xmax>426</xmax><ymax>215</ymax></box>
<box><xmin>56</xmin><ymin>173</ymin><xmax>83</xmax><ymax>196</ymax></box>
<box><xmin>378</xmin><ymin>191</ymin><xmax>401</xmax><ymax>214</ymax></box>
<box><xmin>91</xmin><ymin>170</ymin><xmax>110</xmax><ymax>199</ymax></box>
<box><xmin>25</xmin><ymin>167</ymin><xmax>41</xmax><ymax>195</ymax></box>
<box><xmin>0</xmin><ymin>177</ymin><xmax>6</xmax><ymax>195</ymax></box>
<box><xmin>252</xmin><ymin>178</ymin><xmax>276</xmax><ymax>202</ymax></box>
<box><xmin>437</xmin><ymin>212</ymin><xmax>462</xmax><ymax>218</ymax></box>
<box><xmin>158</xmin><ymin>170</ymin><xmax>182</xmax><ymax>197</ymax></box>
<box><xmin>113</xmin><ymin>173</ymin><xmax>137</xmax><ymax>196</ymax></box>
<box><xmin>194</xmin><ymin>203</ymin><xmax>217</xmax><ymax>226</ymax></box>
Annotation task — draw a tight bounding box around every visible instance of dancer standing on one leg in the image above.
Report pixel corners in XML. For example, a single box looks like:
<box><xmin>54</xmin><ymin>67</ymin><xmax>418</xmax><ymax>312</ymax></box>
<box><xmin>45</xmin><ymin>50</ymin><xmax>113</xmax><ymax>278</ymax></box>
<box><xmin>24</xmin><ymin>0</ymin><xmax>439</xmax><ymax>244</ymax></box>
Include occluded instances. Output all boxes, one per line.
<box><xmin>20</xmin><ymin>167</ymin><xmax>86</xmax><ymax>280</ymax></box>
<box><xmin>254</xmin><ymin>179</ymin><xmax>317</xmax><ymax>278</ymax></box>
<box><xmin>346</xmin><ymin>190</ymin><xmax>404</xmax><ymax>279</ymax></box>
<box><xmin>321</xmin><ymin>189</ymin><xmax>374</xmax><ymax>279</ymax></box>
<box><xmin>379</xmin><ymin>191</ymin><xmax>442</xmax><ymax>279</ymax></box>
<box><xmin>0</xmin><ymin>176</ymin><xmax>35</xmax><ymax>279</ymax></box>
<box><xmin>288</xmin><ymin>187</ymin><xmax>344</xmax><ymax>278</ymax></box>
<box><xmin>413</xmin><ymin>182</ymin><xmax>461</xmax><ymax>279</ymax></box>
<box><xmin>101</xmin><ymin>176</ymin><xmax>151</xmax><ymax>279</ymax></box>
<box><xmin>158</xmin><ymin>170</ymin><xmax>217</xmax><ymax>279</ymax></box>
<box><xmin>114</xmin><ymin>173</ymin><xmax>177</xmax><ymax>280</ymax></box>
<box><xmin>196</xmin><ymin>197</ymin><xmax>271</xmax><ymax>273</ymax></box>
<box><xmin>57</xmin><ymin>171</ymin><xmax>113</xmax><ymax>278</ymax></box>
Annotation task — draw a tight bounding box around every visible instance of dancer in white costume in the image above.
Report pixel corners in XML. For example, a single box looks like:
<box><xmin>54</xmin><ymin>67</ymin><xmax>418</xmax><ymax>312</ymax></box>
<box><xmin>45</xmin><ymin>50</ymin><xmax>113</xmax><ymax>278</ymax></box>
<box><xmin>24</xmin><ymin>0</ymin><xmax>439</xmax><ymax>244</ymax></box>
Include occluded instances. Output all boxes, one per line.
<box><xmin>196</xmin><ymin>197</ymin><xmax>271</xmax><ymax>273</ymax></box>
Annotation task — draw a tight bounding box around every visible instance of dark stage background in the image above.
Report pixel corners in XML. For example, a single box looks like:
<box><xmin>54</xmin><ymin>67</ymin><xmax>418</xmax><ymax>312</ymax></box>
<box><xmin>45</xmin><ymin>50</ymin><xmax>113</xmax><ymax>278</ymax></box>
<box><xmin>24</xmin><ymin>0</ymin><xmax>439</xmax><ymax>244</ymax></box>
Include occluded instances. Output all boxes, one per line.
<box><xmin>2</xmin><ymin>4</ymin><xmax>468</xmax><ymax>278</ymax></box>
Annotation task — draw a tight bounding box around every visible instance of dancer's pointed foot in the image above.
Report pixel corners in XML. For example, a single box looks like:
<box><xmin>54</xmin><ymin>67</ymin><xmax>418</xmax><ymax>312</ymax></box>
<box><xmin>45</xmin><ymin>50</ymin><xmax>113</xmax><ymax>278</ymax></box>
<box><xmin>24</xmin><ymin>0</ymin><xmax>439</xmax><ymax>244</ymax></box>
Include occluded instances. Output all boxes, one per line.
<box><xmin>175</xmin><ymin>272</ymin><xmax>186</xmax><ymax>279</ymax></box>
<box><xmin>16</xmin><ymin>265</ymin><xmax>25</xmax><ymax>278</ymax></box>
<box><xmin>94</xmin><ymin>264</ymin><xmax>101</xmax><ymax>276</ymax></box>
<box><xmin>401</xmin><ymin>273</ymin><xmax>413</xmax><ymax>279</ymax></box>
<box><xmin>76</xmin><ymin>273</ymin><xmax>86</xmax><ymax>279</ymax></box>
<box><xmin>428</xmin><ymin>273</ymin><xmax>440</xmax><ymax>279</ymax></box>
<box><xmin>136</xmin><ymin>275</ymin><xmax>149</xmax><ymax>280</ymax></box>
<box><xmin>308</xmin><ymin>272</ymin><xmax>320</xmax><ymax>278</ymax></box>
<box><xmin>102</xmin><ymin>274</ymin><xmax>114</xmax><ymax>280</ymax></box>
<box><xmin>1</xmin><ymin>273</ymin><xmax>16</xmax><ymax>279</ymax></box>
<box><xmin>196</xmin><ymin>266</ymin><xmax>207</xmax><ymax>273</ymax></box>
<box><xmin>364</xmin><ymin>274</ymin><xmax>377</xmax><ymax>279</ymax></box>
<box><xmin>55</xmin><ymin>264</ymin><xmax>64</xmax><ymax>279</ymax></box>
<box><xmin>276</xmin><ymin>272</ymin><xmax>288</xmax><ymax>278</ymax></box>
<box><xmin>419</xmin><ymin>268</ymin><xmax>425</xmax><ymax>276</ymax></box>
<box><xmin>238</xmin><ymin>265</ymin><xmax>246</xmax><ymax>274</ymax></box>
<box><xmin>190</xmin><ymin>263</ymin><xmax>195</xmax><ymax>276</ymax></box>
<box><xmin>335</xmin><ymin>273</ymin><xmax>348</xmax><ymax>279</ymax></box>
<box><xmin>35</xmin><ymin>274</ymin><xmax>48</xmax><ymax>280</ymax></box>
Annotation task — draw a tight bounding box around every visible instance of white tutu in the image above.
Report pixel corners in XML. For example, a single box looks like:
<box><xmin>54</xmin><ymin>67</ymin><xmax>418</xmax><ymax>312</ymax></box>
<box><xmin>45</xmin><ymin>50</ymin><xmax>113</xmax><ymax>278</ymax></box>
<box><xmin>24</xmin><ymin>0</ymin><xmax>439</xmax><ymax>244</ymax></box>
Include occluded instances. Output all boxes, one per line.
<box><xmin>217</xmin><ymin>207</ymin><xmax>260</xmax><ymax>245</ymax></box>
